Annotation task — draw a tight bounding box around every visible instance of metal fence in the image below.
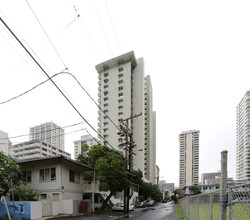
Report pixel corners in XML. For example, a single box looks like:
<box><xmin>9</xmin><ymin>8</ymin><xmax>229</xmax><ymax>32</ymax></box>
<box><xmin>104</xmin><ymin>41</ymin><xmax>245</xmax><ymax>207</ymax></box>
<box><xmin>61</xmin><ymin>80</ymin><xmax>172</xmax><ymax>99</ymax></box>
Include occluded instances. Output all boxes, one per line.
<box><xmin>228</xmin><ymin>182</ymin><xmax>250</xmax><ymax>220</ymax></box>
<box><xmin>180</xmin><ymin>182</ymin><xmax>250</xmax><ymax>220</ymax></box>
<box><xmin>180</xmin><ymin>190</ymin><xmax>220</xmax><ymax>220</ymax></box>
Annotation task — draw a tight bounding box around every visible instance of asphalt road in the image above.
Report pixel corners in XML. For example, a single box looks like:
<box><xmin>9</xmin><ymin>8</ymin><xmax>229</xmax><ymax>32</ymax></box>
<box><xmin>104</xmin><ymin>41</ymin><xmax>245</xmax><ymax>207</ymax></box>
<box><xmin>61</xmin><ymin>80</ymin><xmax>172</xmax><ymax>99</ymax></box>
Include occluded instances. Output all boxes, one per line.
<box><xmin>128</xmin><ymin>202</ymin><xmax>176</xmax><ymax>220</ymax></box>
<box><xmin>48</xmin><ymin>202</ymin><xmax>176</xmax><ymax>220</ymax></box>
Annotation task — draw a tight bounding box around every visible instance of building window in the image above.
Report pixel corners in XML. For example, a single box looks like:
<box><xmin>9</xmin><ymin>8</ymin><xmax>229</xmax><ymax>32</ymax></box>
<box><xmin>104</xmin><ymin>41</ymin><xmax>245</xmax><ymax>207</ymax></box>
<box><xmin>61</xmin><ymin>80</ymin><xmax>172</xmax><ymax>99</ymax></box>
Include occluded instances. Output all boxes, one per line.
<box><xmin>69</xmin><ymin>170</ymin><xmax>80</xmax><ymax>183</ymax></box>
<box><xmin>118</xmin><ymin>67</ymin><xmax>123</xmax><ymax>72</ymax></box>
<box><xmin>22</xmin><ymin>171</ymin><xmax>32</xmax><ymax>183</ymax></box>
<box><xmin>104</xmin><ymin>72</ymin><xmax>109</xmax><ymax>77</ymax></box>
<box><xmin>40</xmin><ymin>168</ymin><xmax>56</xmax><ymax>182</ymax></box>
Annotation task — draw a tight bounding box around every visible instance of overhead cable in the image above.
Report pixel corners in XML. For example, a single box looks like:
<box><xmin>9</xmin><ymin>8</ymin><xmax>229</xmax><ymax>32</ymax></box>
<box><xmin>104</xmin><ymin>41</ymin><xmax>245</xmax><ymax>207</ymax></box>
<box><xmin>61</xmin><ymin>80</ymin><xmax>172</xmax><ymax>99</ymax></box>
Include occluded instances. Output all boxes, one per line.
<box><xmin>104</xmin><ymin>0</ymin><xmax>122</xmax><ymax>53</ymax></box>
<box><xmin>26</xmin><ymin>0</ymin><xmax>68</xmax><ymax>70</ymax></box>
<box><xmin>0</xmin><ymin>16</ymin><xmax>116</xmax><ymax>150</ymax></box>
<box><xmin>0</xmin><ymin>121</ymin><xmax>84</xmax><ymax>140</ymax></box>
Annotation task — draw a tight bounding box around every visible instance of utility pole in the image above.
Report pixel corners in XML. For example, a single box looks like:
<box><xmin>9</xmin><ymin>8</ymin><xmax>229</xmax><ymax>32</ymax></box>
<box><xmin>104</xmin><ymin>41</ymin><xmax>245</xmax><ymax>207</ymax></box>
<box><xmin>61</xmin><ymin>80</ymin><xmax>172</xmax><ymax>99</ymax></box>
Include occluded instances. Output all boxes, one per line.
<box><xmin>118</xmin><ymin>113</ymin><xmax>142</xmax><ymax>216</ymax></box>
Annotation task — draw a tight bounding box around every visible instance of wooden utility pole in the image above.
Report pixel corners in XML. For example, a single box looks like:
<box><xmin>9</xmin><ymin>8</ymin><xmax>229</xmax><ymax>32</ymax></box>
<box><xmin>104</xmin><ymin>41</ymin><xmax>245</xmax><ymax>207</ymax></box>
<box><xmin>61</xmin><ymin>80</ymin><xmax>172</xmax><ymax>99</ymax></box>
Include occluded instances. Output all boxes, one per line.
<box><xmin>119</xmin><ymin>113</ymin><xmax>142</xmax><ymax>215</ymax></box>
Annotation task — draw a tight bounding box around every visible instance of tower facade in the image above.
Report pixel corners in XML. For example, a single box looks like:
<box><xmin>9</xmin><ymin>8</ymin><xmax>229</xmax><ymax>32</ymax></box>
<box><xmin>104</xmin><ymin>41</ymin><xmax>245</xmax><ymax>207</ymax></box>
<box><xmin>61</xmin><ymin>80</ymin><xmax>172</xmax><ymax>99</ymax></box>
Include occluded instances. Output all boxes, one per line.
<box><xmin>30</xmin><ymin>122</ymin><xmax>64</xmax><ymax>150</ymax></box>
<box><xmin>74</xmin><ymin>134</ymin><xmax>98</xmax><ymax>159</ymax></box>
<box><xmin>236</xmin><ymin>91</ymin><xmax>250</xmax><ymax>181</ymax></box>
<box><xmin>95</xmin><ymin>51</ymin><xmax>156</xmax><ymax>182</ymax></box>
<box><xmin>0</xmin><ymin>130</ymin><xmax>11</xmax><ymax>155</ymax></box>
<box><xmin>179</xmin><ymin>130</ymin><xmax>199</xmax><ymax>188</ymax></box>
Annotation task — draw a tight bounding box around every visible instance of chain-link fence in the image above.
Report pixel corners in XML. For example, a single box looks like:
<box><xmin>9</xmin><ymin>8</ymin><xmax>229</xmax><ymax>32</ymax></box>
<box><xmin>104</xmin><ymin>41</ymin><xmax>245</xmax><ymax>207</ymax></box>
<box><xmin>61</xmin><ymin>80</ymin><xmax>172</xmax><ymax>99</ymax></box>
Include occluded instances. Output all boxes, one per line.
<box><xmin>180</xmin><ymin>190</ymin><xmax>220</xmax><ymax>220</ymax></box>
<box><xmin>180</xmin><ymin>182</ymin><xmax>250</xmax><ymax>220</ymax></box>
<box><xmin>228</xmin><ymin>182</ymin><xmax>250</xmax><ymax>220</ymax></box>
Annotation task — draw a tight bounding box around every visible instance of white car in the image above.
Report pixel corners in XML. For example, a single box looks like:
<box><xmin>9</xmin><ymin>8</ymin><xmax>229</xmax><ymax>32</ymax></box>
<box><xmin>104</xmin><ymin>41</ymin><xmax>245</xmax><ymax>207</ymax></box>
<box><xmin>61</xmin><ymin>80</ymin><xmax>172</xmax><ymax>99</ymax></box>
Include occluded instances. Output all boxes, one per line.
<box><xmin>112</xmin><ymin>202</ymin><xmax>134</xmax><ymax>211</ymax></box>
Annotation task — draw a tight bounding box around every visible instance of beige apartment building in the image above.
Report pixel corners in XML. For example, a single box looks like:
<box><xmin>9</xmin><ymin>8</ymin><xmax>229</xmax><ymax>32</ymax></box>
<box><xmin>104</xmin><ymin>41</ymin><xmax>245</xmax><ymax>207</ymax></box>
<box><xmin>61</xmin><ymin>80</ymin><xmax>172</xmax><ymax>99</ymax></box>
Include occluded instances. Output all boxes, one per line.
<box><xmin>95</xmin><ymin>51</ymin><xmax>156</xmax><ymax>183</ymax></box>
<box><xmin>179</xmin><ymin>130</ymin><xmax>199</xmax><ymax>188</ymax></box>
<box><xmin>0</xmin><ymin>130</ymin><xmax>11</xmax><ymax>155</ymax></box>
<box><xmin>74</xmin><ymin>134</ymin><xmax>98</xmax><ymax>159</ymax></box>
<box><xmin>10</xmin><ymin>140</ymin><xmax>71</xmax><ymax>160</ymax></box>
<box><xmin>236</xmin><ymin>91</ymin><xmax>250</xmax><ymax>181</ymax></box>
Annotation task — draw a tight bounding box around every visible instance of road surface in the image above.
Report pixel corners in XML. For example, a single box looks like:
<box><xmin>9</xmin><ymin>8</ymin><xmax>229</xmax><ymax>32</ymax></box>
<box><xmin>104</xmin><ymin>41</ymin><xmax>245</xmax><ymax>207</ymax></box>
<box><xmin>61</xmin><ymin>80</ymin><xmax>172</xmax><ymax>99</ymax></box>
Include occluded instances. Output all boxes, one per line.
<box><xmin>127</xmin><ymin>202</ymin><xmax>176</xmax><ymax>220</ymax></box>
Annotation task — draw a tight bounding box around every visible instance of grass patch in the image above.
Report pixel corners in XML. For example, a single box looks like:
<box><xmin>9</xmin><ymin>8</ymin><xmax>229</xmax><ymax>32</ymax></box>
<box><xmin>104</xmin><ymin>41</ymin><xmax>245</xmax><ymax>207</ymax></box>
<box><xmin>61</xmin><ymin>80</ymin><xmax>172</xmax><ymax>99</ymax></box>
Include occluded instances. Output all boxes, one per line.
<box><xmin>175</xmin><ymin>204</ymin><xmax>188</xmax><ymax>220</ymax></box>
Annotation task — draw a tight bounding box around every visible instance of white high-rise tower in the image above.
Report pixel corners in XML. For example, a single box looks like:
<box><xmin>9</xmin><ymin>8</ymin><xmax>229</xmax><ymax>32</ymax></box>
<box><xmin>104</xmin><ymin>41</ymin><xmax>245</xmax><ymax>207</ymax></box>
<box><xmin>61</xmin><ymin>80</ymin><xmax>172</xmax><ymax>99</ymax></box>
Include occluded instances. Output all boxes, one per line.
<box><xmin>179</xmin><ymin>130</ymin><xmax>199</xmax><ymax>188</ymax></box>
<box><xmin>95</xmin><ymin>51</ymin><xmax>156</xmax><ymax>182</ymax></box>
<box><xmin>236</xmin><ymin>91</ymin><xmax>250</xmax><ymax>181</ymax></box>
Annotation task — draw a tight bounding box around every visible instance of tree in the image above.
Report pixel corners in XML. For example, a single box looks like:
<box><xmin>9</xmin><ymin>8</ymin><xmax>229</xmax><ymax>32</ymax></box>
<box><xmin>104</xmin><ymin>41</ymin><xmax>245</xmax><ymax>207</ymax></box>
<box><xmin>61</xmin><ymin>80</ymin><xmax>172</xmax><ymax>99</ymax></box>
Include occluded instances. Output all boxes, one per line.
<box><xmin>189</xmin><ymin>186</ymin><xmax>201</xmax><ymax>195</ymax></box>
<box><xmin>0</xmin><ymin>152</ymin><xmax>22</xmax><ymax>197</ymax></box>
<box><xmin>14</xmin><ymin>186</ymin><xmax>38</xmax><ymax>201</ymax></box>
<box><xmin>139</xmin><ymin>182</ymin><xmax>162</xmax><ymax>202</ymax></box>
<box><xmin>78</xmin><ymin>144</ymin><xmax>129</xmax><ymax>211</ymax></box>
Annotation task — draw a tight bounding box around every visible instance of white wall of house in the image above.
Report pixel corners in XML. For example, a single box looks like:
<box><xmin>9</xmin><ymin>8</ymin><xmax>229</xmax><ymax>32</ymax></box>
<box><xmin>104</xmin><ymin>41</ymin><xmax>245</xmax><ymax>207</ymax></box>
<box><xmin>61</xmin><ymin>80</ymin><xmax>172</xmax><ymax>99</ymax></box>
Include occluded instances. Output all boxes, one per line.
<box><xmin>19</xmin><ymin>157</ymin><xmax>94</xmax><ymax>203</ymax></box>
<box><xmin>30</xmin><ymin>201</ymin><xmax>42</xmax><ymax>219</ymax></box>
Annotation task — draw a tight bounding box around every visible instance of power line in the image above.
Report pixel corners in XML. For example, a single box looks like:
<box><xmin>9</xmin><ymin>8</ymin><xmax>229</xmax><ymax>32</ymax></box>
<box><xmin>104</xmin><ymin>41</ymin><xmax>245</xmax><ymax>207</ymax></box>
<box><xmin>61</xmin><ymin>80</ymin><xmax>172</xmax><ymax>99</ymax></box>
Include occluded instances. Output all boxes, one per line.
<box><xmin>104</xmin><ymin>0</ymin><xmax>122</xmax><ymax>53</ymax></box>
<box><xmin>0</xmin><ymin>16</ymin><xmax>116</xmax><ymax>151</ymax></box>
<box><xmin>91</xmin><ymin>0</ymin><xmax>113</xmax><ymax>56</ymax></box>
<box><xmin>0</xmin><ymin>70</ymin><xmax>121</xmax><ymax>132</ymax></box>
<box><xmin>0</xmin><ymin>71</ymin><xmax>62</xmax><ymax>105</ymax></box>
<box><xmin>26</xmin><ymin>0</ymin><xmax>68</xmax><ymax>70</ymax></box>
<box><xmin>70</xmin><ymin>1</ymin><xmax>101</xmax><ymax>59</ymax></box>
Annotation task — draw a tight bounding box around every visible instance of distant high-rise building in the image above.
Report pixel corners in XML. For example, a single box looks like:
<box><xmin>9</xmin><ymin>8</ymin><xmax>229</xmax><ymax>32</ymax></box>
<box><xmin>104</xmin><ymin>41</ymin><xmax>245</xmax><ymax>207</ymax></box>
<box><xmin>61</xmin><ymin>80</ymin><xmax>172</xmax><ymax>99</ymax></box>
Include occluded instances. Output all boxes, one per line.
<box><xmin>201</xmin><ymin>172</ymin><xmax>221</xmax><ymax>185</ymax></box>
<box><xmin>0</xmin><ymin>130</ymin><xmax>11</xmax><ymax>155</ymax></box>
<box><xmin>74</xmin><ymin>134</ymin><xmax>98</xmax><ymax>159</ymax></box>
<box><xmin>95</xmin><ymin>51</ymin><xmax>156</xmax><ymax>182</ymax></box>
<box><xmin>30</xmin><ymin>122</ymin><xmax>64</xmax><ymax>150</ymax></box>
<box><xmin>179</xmin><ymin>130</ymin><xmax>199</xmax><ymax>188</ymax></box>
<box><xmin>236</xmin><ymin>91</ymin><xmax>250</xmax><ymax>181</ymax></box>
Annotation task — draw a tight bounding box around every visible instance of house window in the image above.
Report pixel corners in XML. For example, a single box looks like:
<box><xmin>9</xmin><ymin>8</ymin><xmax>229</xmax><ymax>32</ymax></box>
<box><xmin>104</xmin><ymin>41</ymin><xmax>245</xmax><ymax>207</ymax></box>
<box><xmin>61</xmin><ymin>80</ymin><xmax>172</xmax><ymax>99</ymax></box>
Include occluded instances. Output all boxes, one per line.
<box><xmin>22</xmin><ymin>171</ymin><xmax>32</xmax><ymax>183</ymax></box>
<box><xmin>40</xmin><ymin>168</ymin><xmax>56</xmax><ymax>182</ymax></box>
<box><xmin>69</xmin><ymin>170</ymin><xmax>80</xmax><ymax>183</ymax></box>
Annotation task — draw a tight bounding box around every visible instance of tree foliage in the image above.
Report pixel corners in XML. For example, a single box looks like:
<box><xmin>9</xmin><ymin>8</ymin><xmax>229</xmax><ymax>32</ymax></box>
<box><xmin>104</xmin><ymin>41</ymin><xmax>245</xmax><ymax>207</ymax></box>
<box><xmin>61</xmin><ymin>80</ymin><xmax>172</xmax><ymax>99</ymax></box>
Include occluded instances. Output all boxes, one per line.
<box><xmin>0</xmin><ymin>152</ymin><xmax>22</xmax><ymax>197</ymax></box>
<box><xmin>189</xmin><ymin>185</ymin><xmax>201</xmax><ymax>195</ymax></box>
<box><xmin>77</xmin><ymin>144</ymin><xmax>129</xmax><ymax>211</ymax></box>
<box><xmin>139</xmin><ymin>182</ymin><xmax>162</xmax><ymax>202</ymax></box>
<box><xmin>14</xmin><ymin>186</ymin><xmax>38</xmax><ymax>201</ymax></box>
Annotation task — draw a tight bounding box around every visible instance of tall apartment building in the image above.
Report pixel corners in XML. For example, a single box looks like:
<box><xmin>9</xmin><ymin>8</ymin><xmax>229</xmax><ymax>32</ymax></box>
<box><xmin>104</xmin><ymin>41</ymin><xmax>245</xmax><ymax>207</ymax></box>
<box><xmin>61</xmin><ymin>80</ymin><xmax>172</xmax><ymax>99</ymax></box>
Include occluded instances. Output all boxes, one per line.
<box><xmin>10</xmin><ymin>140</ymin><xmax>71</xmax><ymax>160</ymax></box>
<box><xmin>95</xmin><ymin>51</ymin><xmax>156</xmax><ymax>183</ymax></box>
<box><xmin>236</xmin><ymin>91</ymin><xmax>250</xmax><ymax>181</ymax></box>
<box><xmin>179</xmin><ymin>130</ymin><xmax>199</xmax><ymax>188</ymax></box>
<box><xmin>30</xmin><ymin>122</ymin><xmax>64</xmax><ymax>150</ymax></box>
<box><xmin>74</xmin><ymin>134</ymin><xmax>98</xmax><ymax>159</ymax></box>
<box><xmin>0</xmin><ymin>130</ymin><xmax>11</xmax><ymax>155</ymax></box>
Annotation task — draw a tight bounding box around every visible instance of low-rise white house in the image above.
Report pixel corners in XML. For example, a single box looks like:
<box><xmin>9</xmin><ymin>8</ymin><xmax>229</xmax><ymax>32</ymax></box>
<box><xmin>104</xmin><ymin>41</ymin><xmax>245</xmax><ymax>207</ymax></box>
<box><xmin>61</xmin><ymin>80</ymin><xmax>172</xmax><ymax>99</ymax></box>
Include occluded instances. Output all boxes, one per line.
<box><xmin>18</xmin><ymin>156</ymin><xmax>97</xmax><ymax>216</ymax></box>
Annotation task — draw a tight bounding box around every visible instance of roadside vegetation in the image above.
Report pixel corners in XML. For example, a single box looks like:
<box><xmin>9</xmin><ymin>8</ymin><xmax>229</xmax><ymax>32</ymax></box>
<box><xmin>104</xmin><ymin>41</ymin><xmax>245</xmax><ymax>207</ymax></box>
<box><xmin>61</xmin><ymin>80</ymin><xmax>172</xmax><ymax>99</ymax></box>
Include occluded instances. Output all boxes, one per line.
<box><xmin>77</xmin><ymin>144</ymin><xmax>162</xmax><ymax>211</ymax></box>
<box><xmin>0</xmin><ymin>152</ymin><xmax>38</xmax><ymax>201</ymax></box>
<box><xmin>175</xmin><ymin>205</ymin><xmax>188</xmax><ymax>220</ymax></box>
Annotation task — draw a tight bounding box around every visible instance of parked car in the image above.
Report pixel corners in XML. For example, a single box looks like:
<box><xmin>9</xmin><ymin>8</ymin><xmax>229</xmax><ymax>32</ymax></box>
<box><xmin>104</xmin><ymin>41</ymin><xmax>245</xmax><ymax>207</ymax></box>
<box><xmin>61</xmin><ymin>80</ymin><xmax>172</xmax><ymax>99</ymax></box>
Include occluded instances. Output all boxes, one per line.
<box><xmin>146</xmin><ymin>200</ymin><xmax>155</xmax><ymax>207</ymax></box>
<box><xmin>162</xmin><ymin>199</ymin><xmax>167</xmax><ymax>203</ymax></box>
<box><xmin>135</xmin><ymin>201</ymin><xmax>146</xmax><ymax>208</ymax></box>
<box><xmin>112</xmin><ymin>203</ymin><xmax>134</xmax><ymax>211</ymax></box>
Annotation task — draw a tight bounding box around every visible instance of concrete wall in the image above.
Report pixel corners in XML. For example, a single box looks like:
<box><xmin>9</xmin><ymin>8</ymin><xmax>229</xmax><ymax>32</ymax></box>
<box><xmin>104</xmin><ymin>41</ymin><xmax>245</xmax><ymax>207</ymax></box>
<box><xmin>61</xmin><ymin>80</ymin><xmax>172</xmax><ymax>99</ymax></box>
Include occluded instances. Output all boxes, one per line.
<box><xmin>30</xmin><ymin>201</ymin><xmax>42</xmax><ymax>219</ymax></box>
<box><xmin>52</xmin><ymin>200</ymin><xmax>77</xmax><ymax>215</ymax></box>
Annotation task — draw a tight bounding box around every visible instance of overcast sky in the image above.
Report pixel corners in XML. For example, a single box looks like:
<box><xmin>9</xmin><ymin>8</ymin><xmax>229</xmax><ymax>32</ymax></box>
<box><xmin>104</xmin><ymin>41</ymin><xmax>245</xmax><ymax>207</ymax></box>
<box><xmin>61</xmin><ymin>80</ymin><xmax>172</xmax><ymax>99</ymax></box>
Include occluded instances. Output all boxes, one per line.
<box><xmin>1</xmin><ymin>0</ymin><xmax>250</xmax><ymax>187</ymax></box>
